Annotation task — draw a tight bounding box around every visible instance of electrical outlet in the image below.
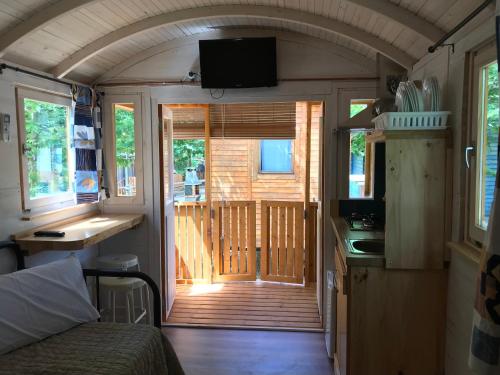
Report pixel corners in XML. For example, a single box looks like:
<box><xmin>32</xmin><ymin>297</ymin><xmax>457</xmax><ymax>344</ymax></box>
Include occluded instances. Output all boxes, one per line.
<box><xmin>0</xmin><ymin>113</ymin><xmax>11</xmax><ymax>142</ymax></box>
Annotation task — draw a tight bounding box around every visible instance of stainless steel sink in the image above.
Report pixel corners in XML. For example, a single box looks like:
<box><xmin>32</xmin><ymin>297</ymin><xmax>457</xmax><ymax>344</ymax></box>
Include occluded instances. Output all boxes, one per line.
<box><xmin>349</xmin><ymin>239</ymin><xmax>385</xmax><ymax>254</ymax></box>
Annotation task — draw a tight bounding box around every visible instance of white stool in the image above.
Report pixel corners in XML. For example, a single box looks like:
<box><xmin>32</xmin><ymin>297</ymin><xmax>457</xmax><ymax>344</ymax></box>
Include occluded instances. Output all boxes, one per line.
<box><xmin>96</xmin><ymin>254</ymin><xmax>139</xmax><ymax>271</ymax></box>
<box><xmin>95</xmin><ymin>254</ymin><xmax>151</xmax><ymax>324</ymax></box>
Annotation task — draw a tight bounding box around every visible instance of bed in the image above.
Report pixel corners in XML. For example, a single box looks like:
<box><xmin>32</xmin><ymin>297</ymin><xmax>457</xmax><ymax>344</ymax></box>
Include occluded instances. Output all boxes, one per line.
<box><xmin>0</xmin><ymin>322</ymin><xmax>183</xmax><ymax>375</ymax></box>
<box><xmin>0</xmin><ymin>241</ymin><xmax>184</xmax><ymax>375</ymax></box>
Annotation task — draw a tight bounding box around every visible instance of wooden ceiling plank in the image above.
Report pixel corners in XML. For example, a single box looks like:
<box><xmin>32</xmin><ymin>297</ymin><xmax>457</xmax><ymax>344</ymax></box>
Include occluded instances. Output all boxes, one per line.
<box><xmin>53</xmin><ymin>4</ymin><xmax>416</xmax><ymax>79</ymax></box>
<box><xmin>347</xmin><ymin>0</ymin><xmax>444</xmax><ymax>42</ymax></box>
<box><xmin>0</xmin><ymin>0</ymin><xmax>95</xmax><ymax>57</ymax></box>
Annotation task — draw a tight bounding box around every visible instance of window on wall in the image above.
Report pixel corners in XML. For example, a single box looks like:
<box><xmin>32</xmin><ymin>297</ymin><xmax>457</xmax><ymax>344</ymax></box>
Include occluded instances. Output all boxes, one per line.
<box><xmin>475</xmin><ymin>60</ymin><xmax>498</xmax><ymax>230</ymax></box>
<box><xmin>260</xmin><ymin>139</ymin><xmax>293</xmax><ymax>173</ymax></box>
<box><xmin>113</xmin><ymin>103</ymin><xmax>136</xmax><ymax>197</ymax></box>
<box><xmin>348</xmin><ymin>99</ymin><xmax>374</xmax><ymax>199</ymax></box>
<box><xmin>17</xmin><ymin>88</ymin><xmax>73</xmax><ymax>210</ymax></box>
<box><xmin>468</xmin><ymin>43</ymin><xmax>499</xmax><ymax>244</ymax></box>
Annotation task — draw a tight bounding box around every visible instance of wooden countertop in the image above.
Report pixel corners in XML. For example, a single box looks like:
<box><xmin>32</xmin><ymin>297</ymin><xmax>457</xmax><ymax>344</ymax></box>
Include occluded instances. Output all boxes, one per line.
<box><xmin>13</xmin><ymin>212</ymin><xmax>144</xmax><ymax>255</ymax></box>
<box><xmin>331</xmin><ymin>216</ymin><xmax>385</xmax><ymax>268</ymax></box>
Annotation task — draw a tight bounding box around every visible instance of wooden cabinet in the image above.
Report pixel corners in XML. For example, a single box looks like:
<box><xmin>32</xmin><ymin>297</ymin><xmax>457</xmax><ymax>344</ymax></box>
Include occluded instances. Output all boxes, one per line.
<box><xmin>368</xmin><ymin>130</ymin><xmax>449</xmax><ymax>270</ymax></box>
<box><xmin>334</xmin><ymin>246</ymin><xmax>447</xmax><ymax>375</ymax></box>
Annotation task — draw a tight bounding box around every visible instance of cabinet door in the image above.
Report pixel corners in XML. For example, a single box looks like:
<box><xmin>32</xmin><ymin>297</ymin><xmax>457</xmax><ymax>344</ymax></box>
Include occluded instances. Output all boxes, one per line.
<box><xmin>335</xmin><ymin>248</ymin><xmax>348</xmax><ymax>375</ymax></box>
<box><xmin>385</xmin><ymin>138</ymin><xmax>446</xmax><ymax>269</ymax></box>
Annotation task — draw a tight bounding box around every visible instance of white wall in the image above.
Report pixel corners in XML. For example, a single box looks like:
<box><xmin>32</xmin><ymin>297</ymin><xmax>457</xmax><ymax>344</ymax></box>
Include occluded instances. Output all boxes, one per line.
<box><xmin>409</xmin><ymin>12</ymin><xmax>495</xmax><ymax>375</ymax></box>
<box><xmin>0</xmin><ymin>65</ymin><xmax>98</xmax><ymax>274</ymax></box>
<box><xmin>97</xmin><ymin>29</ymin><xmax>376</xmax><ymax>83</ymax></box>
<box><xmin>98</xmin><ymin>30</ymin><xmax>378</xmax><ymax>315</ymax></box>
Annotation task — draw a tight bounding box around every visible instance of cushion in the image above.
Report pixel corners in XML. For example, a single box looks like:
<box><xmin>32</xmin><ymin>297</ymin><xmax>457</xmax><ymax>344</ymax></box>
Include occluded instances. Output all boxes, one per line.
<box><xmin>0</xmin><ymin>256</ymin><xmax>100</xmax><ymax>355</ymax></box>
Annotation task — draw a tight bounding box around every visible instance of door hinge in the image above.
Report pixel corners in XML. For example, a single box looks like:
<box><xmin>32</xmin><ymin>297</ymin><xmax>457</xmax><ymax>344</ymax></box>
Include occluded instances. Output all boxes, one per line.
<box><xmin>304</xmin><ymin>209</ymin><xmax>308</xmax><ymax>220</ymax></box>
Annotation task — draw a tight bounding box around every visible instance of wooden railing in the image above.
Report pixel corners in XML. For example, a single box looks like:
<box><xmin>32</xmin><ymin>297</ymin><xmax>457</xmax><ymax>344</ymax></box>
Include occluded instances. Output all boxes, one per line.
<box><xmin>174</xmin><ymin>202</ymin><xmax>211</xmax><ymax>283</ymax></box>
<box><xmin>212</xmin><ymin>201</ymin><xmax>256</xmax><ymax>282</ymax></box>
<box><xmin>260</xmin><ymin>201</ymin><xmax>305</xmax><ymax>284</ymax></box>
<box><xmin>174</xmin><ymin>199</ymin><xmax>319</xmax><ymax>285</ymax></box>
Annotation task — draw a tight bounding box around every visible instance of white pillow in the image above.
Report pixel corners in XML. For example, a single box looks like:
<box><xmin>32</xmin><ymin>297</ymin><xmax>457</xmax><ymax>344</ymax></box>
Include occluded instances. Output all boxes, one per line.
<box><xmin>0</xmin><ymin>256</ymin><xmax>100</xmax><ymax>355</ymax></box>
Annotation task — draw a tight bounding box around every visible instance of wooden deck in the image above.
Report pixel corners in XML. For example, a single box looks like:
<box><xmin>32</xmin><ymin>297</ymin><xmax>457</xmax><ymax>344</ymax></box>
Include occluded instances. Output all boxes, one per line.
<box><xmin>166</xmin><ymin>282</ymin><xmax>322</xmax><ymax>331</ymax></box>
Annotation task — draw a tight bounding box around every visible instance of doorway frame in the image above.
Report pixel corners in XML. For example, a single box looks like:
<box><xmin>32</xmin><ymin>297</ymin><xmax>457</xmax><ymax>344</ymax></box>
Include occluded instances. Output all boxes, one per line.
<box><xmin>149</xmin><ymin>80</ymin><xmax>377</xmax><ymax>324</ymax></box>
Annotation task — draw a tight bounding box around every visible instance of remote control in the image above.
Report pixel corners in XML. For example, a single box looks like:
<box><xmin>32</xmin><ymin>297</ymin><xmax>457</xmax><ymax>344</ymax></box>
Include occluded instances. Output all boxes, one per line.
<box><xmin>33</xmin><ymin>230</ymin><xmax>65</xmax><ymax>237</ymax></box>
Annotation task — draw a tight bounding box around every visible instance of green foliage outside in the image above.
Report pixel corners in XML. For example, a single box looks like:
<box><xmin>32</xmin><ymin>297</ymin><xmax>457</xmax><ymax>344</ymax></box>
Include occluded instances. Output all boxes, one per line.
<box><xmin>24</xmin><ymin>99</ymin><xmax>69</xmax><ymax>198</ymax></box>
<box><xmin>173</xmin><ymin>139</ymin><xmax>205</xmax><ymax>177</ymax></box>
<box><xmin>486</xmin><ymin>62</ymin><xmax>499</xmax><ymax>177</ymax></box>
<box><xmin>350</xmin><ymin>103</ymin><xmax>368</xmax><ymax>158</ymax></box>
<box><xmin>350</xmin><ymin>104</ymin><xmax>367</xmax><ymax>119</ymax></box>
<box><xmin>114</xmin><ymin>107</ymin><xmax>136</xmax><ymax>167</ymax></box>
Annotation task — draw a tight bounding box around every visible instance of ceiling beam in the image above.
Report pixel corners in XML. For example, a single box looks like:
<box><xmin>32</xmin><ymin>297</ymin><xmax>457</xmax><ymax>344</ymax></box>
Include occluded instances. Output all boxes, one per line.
<box><xmin>347</xmin><ymin>0</ymin><xmax>444</xmax><ymax>42</ymax></box>
<box><xmin>0</xmin><ymin>0</ymin><xmax>95</xmax><ymax>58</ymax></box>
<box><xmin>53</xmin><ymin>5</ymin><xmax>417</xmax><ymax>78</ymax></box>
<box><xmin>95</xmin><ymin>28</ymin><xmax>377</xmax><ymax>83</ymax></box>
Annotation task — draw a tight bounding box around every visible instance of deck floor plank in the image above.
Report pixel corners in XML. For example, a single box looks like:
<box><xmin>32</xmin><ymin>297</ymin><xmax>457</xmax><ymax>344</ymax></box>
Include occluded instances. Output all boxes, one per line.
<box><xmin>167</xmin><ymin>282</ymin><xmax>322</xmax><ymax>330</ymax></box>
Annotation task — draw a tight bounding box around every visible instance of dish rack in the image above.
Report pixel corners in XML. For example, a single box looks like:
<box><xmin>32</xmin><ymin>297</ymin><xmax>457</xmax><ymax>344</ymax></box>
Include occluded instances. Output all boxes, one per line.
<box><xmin>372</xmin><ymin>111</ymin><xmax>450</xmax><ymax>130</ymax></box>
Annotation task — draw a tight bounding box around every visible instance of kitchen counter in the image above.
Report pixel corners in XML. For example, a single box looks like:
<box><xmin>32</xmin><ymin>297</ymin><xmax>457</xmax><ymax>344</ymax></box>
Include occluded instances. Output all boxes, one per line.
<box><xmin>331</xmin><ymin>216</ymin><xmax>385</xmax><ymax>267</ymax></box>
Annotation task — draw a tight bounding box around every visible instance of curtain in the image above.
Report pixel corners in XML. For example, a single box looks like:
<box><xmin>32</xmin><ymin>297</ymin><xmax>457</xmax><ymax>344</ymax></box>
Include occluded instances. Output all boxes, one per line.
<box><xmin>468</xmin><ymin>5</ymin><xmax>500</xmax><ymax>373</ymax></box>
<box><xmin>72</xmin><ymin>85</ymin><xmax>106</xmax><ymax>203</ymax></box>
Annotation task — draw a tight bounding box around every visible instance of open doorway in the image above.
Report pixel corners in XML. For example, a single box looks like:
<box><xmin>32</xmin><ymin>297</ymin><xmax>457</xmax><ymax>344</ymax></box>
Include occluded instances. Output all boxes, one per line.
<box><xmin>159</xmin><ymin>102</ymin><xmax>324</xmax><ymax>330</ymax></box>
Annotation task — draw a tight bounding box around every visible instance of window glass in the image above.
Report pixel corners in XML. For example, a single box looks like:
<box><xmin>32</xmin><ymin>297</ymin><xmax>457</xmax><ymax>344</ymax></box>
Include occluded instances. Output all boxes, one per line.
<box><xmin>114</xmin><ymin>104</ymin><xmax>136</xmax><ymax>197</ymax></box>
<box><xmin>23</xmin><ymin>98</ymin><xmax>71</xmax><ymax>200</ymax></box>
<box><xmin>260</xmin><ymin>140</ymin><xmax>293</xmax><ymax>173</ymax></box>
<box><xmin>476</xmin><ymin>60</ymin><xmax>499</xmax><ymax>229</ymax></box>
<box><xmin>348</xmin><ymin>131</ymin><xmax>370</xmax><ymax>198</ymax></box>
<box><xmin>350</xmin><ymin>103</ymin><xmax>368</xmax><ymax>118</ymax></box>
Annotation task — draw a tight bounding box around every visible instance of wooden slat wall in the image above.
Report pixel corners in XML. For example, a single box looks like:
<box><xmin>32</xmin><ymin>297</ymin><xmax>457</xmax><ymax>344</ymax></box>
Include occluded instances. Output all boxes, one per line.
<box><xmin>175</xmin><ymin>202</ymin><xmax>211</xmax><ymax>283</ymax></box>
<box><xmin>210</xmin><ymin>102</ymin><xmax>321</xmax><ymax>248</ymax></box>
<box><xmin>261</xmin><ymin>200</ymin><xmax>305</xmax><ymax>284</ymax></box>
<box><xmin>213</xmin><ymin>201</ymin><xmax>256</xmax><ymax>282</ymax></box>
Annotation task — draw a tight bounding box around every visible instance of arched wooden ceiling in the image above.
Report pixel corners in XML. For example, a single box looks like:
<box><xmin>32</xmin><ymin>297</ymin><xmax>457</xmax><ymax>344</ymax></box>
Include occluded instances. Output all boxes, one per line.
<box><xmin>0</xmin><ymin>0</ymin><xmax>490</xmax><ymax>83</ymax></box>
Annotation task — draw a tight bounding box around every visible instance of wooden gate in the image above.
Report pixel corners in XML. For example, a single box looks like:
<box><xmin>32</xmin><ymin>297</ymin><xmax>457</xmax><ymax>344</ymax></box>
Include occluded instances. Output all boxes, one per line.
<box><xmin>212</xmin><ymin>201</ymin><xmax>256</xmax><ymax>282</ymax></box>
<box><xmin>261</xmin><ymin>201</ymin><xmax>305</xmax><ymax>284</ymax></box>
<box><xmin>174</xmin><ymin>202</ymin><xmax>211</xmax><ymax>283</ymax></box>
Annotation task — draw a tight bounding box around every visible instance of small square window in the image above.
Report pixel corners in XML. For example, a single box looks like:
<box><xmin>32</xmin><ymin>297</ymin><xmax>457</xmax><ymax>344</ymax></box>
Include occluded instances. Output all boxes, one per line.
<box><xmin>17</xmin><ymin>88</ymin><xmax>73</xmax><ymax>210</ymax></box>
<box><xmin>260</xmin><ymin>140</ymin><xmax>293</xmax><ymax>173</ymax></box>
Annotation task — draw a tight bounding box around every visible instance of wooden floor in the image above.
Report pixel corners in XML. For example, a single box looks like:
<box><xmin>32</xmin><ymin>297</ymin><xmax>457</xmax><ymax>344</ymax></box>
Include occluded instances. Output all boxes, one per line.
<box><xmin>163</xmin><ymin>327</ymin><xmax>333</xmax><ymax>375</ymax></box>
<box><xmin>166</xmin><ymin>281</ymin><xmax>322</xmax><ymax>330</ymax></box>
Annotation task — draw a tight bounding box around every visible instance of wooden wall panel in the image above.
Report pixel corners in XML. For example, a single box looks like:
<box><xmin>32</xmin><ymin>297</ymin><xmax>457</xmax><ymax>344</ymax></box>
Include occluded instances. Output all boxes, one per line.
<box><xmin>209</xmin><ymin>102</ymin><xmax>321</xmax><ymax>248</ymax></box>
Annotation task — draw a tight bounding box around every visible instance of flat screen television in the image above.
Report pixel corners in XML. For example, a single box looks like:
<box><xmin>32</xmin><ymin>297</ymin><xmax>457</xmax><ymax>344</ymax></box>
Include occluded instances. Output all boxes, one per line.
<box><xmin>199</xmin><ymin>37</ymin><xmax>277</xmax><ymax>89</ymax></box>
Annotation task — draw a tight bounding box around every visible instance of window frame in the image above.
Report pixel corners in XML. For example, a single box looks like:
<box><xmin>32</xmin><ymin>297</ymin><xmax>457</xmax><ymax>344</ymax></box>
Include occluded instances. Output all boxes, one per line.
<box><xmin>258</xmin><ymin>139</ymin><xmax>295</xmax><ymax>175</ymax></box>
<box><xmin>16</xmin><ymin>87</ymin><xmax>74</xmax><ymax>211</ymax></box>
<box><xmin>104</xmin><ymin>94</ymin><xmax>144</xmax><ymax>205</ymax></box>
<box><xmin>336</xmin><ymin>88</ymin><xmax>377</xmax><ymax>199</ymax></box>
<box><xmin>467</xmin><ymin>42</ymin><xmax>497</xmax><ymax>245</ymax></box>
<box><xmin>348</xmin><ymin>130</ymin><xmax>374</xmax><ymax>199</ymax></box>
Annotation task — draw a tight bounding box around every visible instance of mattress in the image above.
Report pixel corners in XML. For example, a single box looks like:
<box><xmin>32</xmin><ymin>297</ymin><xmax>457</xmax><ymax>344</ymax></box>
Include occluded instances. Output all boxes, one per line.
<box><xmin>0</xmin><ymin>322</ymin><xmax>184</xmax><ymax>375</ymax></box>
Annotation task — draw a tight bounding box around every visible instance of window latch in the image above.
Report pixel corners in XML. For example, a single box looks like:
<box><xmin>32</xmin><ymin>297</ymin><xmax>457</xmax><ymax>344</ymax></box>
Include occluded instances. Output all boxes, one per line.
<box><xmin>465</xmin><ymin>146</ymin><xmax>475</xmax><ymax>169</ymax></box>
